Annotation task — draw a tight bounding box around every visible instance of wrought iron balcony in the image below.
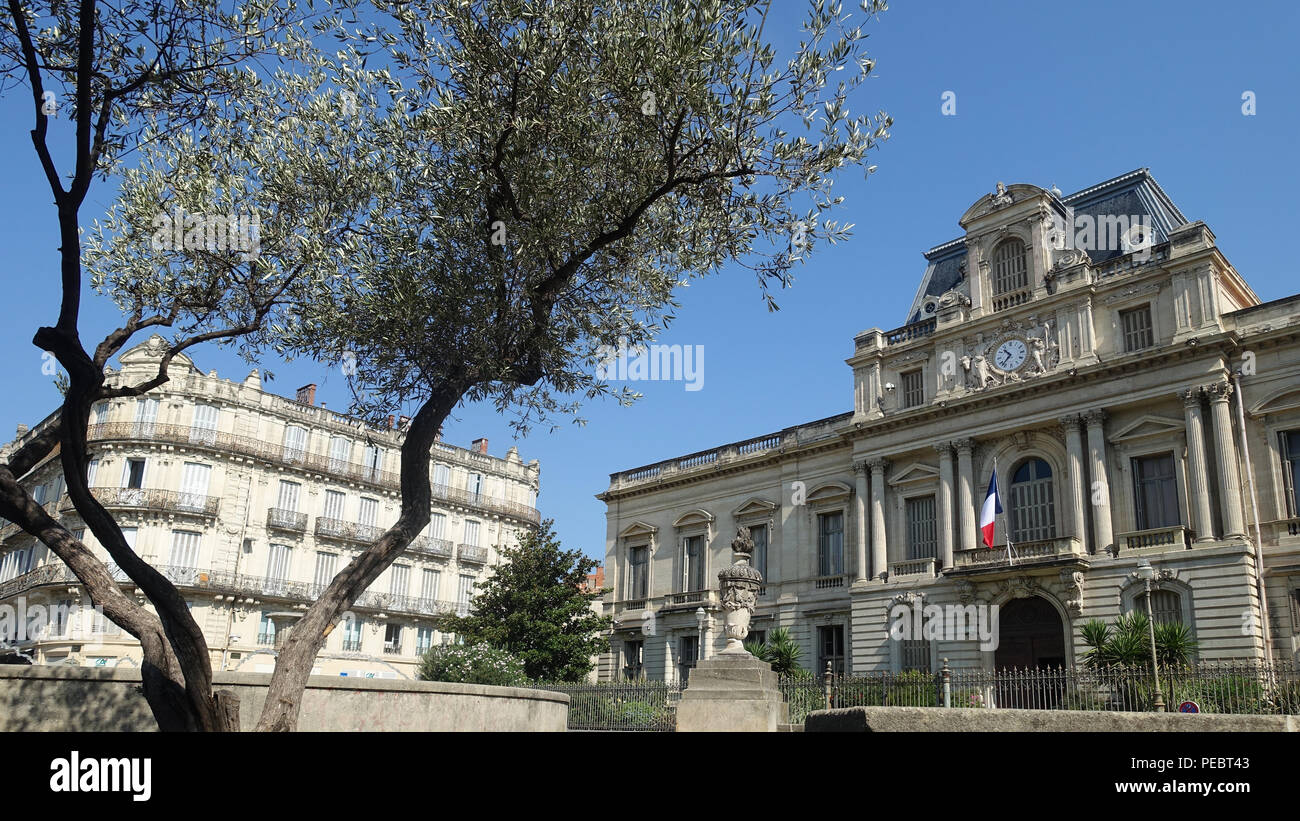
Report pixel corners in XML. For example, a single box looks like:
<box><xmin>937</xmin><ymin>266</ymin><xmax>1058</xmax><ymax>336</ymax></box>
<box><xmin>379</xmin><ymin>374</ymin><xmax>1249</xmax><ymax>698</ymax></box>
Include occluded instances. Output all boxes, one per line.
<box><xmin>86</xmin><ymin>421</ymin><xmax>541</xmax><ymax>525</ymax></box>
<box><xmin>267</xmin><ymin>508</ymin><xmax>308</xmax><ymax>532</ymax></box>
<box><xmin>952</xmin><ymin>536</ymin><xmax>1085</xmax><ymax>572</ymax></box>
<box><xmin>313</xmin><ymin>517</ymin><xmax>384</xmax><ymax>544</ymax></box>
<box><xmin>408</xmin><ymin>536</ymin><xmax>454</xmax><ymax>560</ymax></box>
<box><xmin>341</xmin><ymin>638</ymin><xmax>362</xmax><ymax>652</ymax></box>
<box><xmin>458</xmin><ymin>544</ymin><xmax>489</xmax><ymax>564</ymax></box>
<box><xmin>88</xmin><ymin>487</ymin><xmax>220</xmax><ymax>517</ymax></box>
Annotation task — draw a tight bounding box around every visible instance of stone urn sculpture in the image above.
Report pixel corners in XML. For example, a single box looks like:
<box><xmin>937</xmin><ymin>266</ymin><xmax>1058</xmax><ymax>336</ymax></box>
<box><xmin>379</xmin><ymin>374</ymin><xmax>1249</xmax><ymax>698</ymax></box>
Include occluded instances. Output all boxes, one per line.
<box><xmin>718</xmin><ymin>527</ymin><xmax>764</xmax><ymax>655</ymax></box>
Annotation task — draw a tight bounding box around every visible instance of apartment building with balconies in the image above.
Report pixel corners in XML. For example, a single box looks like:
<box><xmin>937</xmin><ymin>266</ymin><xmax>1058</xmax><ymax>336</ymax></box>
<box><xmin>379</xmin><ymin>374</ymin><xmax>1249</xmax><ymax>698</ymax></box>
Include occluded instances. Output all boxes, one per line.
<box><xmin>0</xmin><ymin>335</ymin><xmax>541</xmax><ymax>678</ymax></box>
<box><xmin>596</xmin><ymin>169</ymin><xmax>1300</xmax><ymax>683</ymax></box>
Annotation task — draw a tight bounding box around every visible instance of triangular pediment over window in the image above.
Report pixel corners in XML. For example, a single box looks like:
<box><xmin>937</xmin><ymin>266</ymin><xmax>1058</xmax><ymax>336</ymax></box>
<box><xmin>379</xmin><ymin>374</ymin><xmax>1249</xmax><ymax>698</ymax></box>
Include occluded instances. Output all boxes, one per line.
<box><xmin>1108</xmin><ymin>415</ymin><xmax>1184</xmax><ymax>444</ymax></box>
<box><xmin>888</xmin><ymin>462</ymin><xmax>941</xmax><ymax>487</ymax></box>
<box><xmin>618</xmin><ymin>521</ymin><xmax>658</xmax><ymax>540</ymax></box>
<box><xmin>732</xmin><ymin>497</ymin><xmax>778</xmax><ymax>519</ymax></box>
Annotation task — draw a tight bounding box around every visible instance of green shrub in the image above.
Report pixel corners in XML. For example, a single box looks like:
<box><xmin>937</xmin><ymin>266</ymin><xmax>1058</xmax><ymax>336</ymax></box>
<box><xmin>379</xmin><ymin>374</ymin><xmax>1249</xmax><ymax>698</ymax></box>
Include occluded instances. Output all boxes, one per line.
<box><xmin>416</xmin><ymin>642</ymin><xmax>529</xmax><ymax>686</ymax></box>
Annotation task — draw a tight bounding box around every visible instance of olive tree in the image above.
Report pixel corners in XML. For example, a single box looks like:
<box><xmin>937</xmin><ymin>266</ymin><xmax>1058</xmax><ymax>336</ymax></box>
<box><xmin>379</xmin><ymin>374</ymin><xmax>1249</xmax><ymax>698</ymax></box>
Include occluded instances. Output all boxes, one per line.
<box><xmin>256</xmin><ymin>0</ymin><xmax>891</xmax><ymax>731</ymax></box>
<box><xmin>0</xmin><ymin>0</ymin><xmax>365</xmax><ymax>730</ymax></box>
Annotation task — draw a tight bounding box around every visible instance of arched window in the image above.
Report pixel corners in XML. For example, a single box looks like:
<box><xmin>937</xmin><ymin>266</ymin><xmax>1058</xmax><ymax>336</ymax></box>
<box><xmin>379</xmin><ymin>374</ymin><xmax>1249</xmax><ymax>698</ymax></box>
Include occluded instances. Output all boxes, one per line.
<box><xmin>1009</xmin><ymin>458</ymin><xmax>1056</xmax><ymax>543</ymax></box>
<box><xmin>1135</xmin><ymin>589</ymin><xmax>1182</xmax><ymax>625</ymax></box>
<box><xmin>992</xmin><ymin>238</ymin><xmax>1029</xmax><ymax>296</ymax></box>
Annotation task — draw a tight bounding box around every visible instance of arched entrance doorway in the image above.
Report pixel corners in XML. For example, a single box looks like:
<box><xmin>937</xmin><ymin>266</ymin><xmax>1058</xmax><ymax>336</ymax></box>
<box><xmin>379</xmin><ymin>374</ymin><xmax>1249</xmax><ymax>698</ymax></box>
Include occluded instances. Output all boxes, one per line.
<box><xmin>995</xmin><ymin>596</ymin><xmax>1066</xmax><ymax>670</ymax></box>
<box><xmin>993</xmin><ymin>596</ymin><xmax>1067</xmax><ymax>708</ymax></box>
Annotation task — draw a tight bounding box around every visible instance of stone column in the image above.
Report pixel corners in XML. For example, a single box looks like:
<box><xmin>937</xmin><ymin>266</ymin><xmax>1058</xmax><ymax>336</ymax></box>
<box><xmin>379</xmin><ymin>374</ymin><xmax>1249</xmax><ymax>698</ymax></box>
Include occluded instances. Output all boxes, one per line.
<box><xmin>1180</xmin><ymin>387</ymin><xmax>1216</xmax><ymax>543</ymax></box>
<box><xmin>955</xmin><ymin>439</ymin><xmax>976</xmax><ymax>553</ymax></box>
<box><xmin>1059</xmin><ymin>415</ymin><xmax>1088</xmax><ymax>552</ymax></box>
<box><xmin>1207</xmin><ymin>380</ymin><xmax>1246</xmax><ymax>539</ymax></box>
<box><xmin>1084</xmin><ymin>410</ymin><xmax>1114</xmax><ymax>555</ymax></box>
<box><xmin>869</xmin><ymin>459</ymin><xmax>889</xmax><ymax>580</ymax></box>
<box><xmin>852</xmin><ymin>459</ymin><xmax>870</xmax><ymax>581</ymax></box>
<box><xmin>934</xmin><ymin>442</ymin><xmax>955</xmax><ymax>571</ymax></box>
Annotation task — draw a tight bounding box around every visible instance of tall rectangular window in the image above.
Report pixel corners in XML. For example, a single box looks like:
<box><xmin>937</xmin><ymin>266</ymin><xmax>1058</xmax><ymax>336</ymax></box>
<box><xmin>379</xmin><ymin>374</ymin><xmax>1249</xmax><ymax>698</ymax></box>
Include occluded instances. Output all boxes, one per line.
<box><xmin>1280</xmin><ymin>430</ymin><xmax>1300</xmax><ymax>517</ymax></box>
<box><xmin>748</xmin><ymin>524</ymin><xmax>769</xmax><ymax>581</ymax></box>
<box><xmin>122</xmin><ymin>458</ymin><xmax>146</xmax><ymax>490</ymax></box>
<box><xmin>282</xmin><ymin>425</ymin><xmax>308</xmax><ymax>463</ymax></box>
<box><xmin>276</xmin><ymin>480</ymin><xmax>301</xmax><ymax>512</ymax></box>
<box><xmin>678</xmin><ymin>636</ymin><xmax>699</xmax><ymax>685</ymax></box>
<box><xmin>468</xmin><ymin>473</ymin><xmax>483</xmax><ymax>498</ymax></box>
<box><xmin>134</xmin><ymin>397</ymin><xmax>159</xmax><ymax>435</ymax></box>
<box><xmin>682</xmin><ymin>535</ymin><xmax>704</xmax><ymax>591</ymax></box>
<box><xmin>1120</xmin><ymin>305</ymin><xmax>1154</xmax><ymax>352</ymax></box>
<box><xmin>362</xmin><ymin>444</ymin><xmax>383</xmax><ymax>481</ymax></box>
<box><xmin>1132</xmin><ymin>453</ymin><xmax>1180</xmax><ymax>531</ymax></box>
<box><xmin>313</xmin><ymin>551</ymin><xmax>338</xmax><ymax>589</ymax></box>
<box><xmin>901</xmin><ymin>368</ymin><xmax>924</xmax><ymax>409</ymax></box>
<box><xmin>428</xmin><ymin>512</ymin><xmax>447</xmax><ymax>540</ymax></box>
<box><xmin>432</xmin><ymin>464</ymin><xmax>451</xmax><ymax>488</ymax></box>
<box><xmin>457</xmin><ymin>574</ymin><xmax>476</xmax><ymax>615</ymax></box>
<box><xmin>178</xmin><ymin>462</ymin><xmax>212</xmax><ymax>511</ymax></box>
<box><xmin>390</xmin><ymin>563</ymin><xmax>411</xmax><ymax>597</ymax></box>
<box><xmin>463</xmin><ymin>519</ymin><xmax>480</xmax><ymax>546</ymax></box>
<box><xmin>623</xmin><ymin>640</ymin><xmax>644</xmax><ymax>680</ymax></box>
<box><xmin>258</xmin><ymin>612</ymin><xmax>277</xmax><ymax>645</ymax></box>
<box><xmin>628</xmin><ymin>545</ymin><xmax>649</xmax><ymax>599</ymax></box>
<box><xmin>91</xmin><ymin>401</ymin><xmax>110</xmax><ymax>425</ymax></box>
<box><xmin>342</xmin><ymin>616</ymin><xmax>363</xmax><ymax>651</ymax></box>
<box><xmin>817</xmin><ymin>625</ymin><xmax>845</xmax><ymax>676</ymax></box>
<box><xmin>191</xmin><ymin>404</ymin><xmax>219</xmax><ymax>445</ymax></box>
<box><xmin>901</xmin><ymin>639</ymin><xmax>932</xmax><ymax>673</ymax></box>
<box><xmin>421</xmin><ymin>568</ymin><xmax>441</xmax><ymax>603</ymax></box>
<box><xmin>384</xmin><ymin>623</ymin><xmax>402</xmax><ymax>653</ymax></box>
<box><xmin>266</xmin><ymin>543</ymin><xmax>292</xmax><ymax>581</ymax></box>
<box><xmin>906</xmin><ymin>496</ymin><xmax>938</xmax><ymax>561</ymax></box>
<box><xmin>817</xmin><ymin>512</ymin><xmax>844</xmax><ymax>577</ymax></box>
<box><xmin>322</xmin><ymin>489</ymin><xmax>345</xmax><ymax>521</ymax></box>
<box><xmin>169</xmin><ymin>530</ymin><xmax>201</xmax><ymax>571</ymax></box>
<box><xmin>86</xmin><ymin>458</ymin><xmax>99</xmax><ymax>488</ymax></box>
<box><xmin>329</xmin><ymin>435</ymin><xmax>352</xmax><ymax>473</ymax></box>
<box><xmin>416</xmin><ymin>627</ymin><xmax>434</xmax><ymax>655</ymax></box>
<box><xmin>358</xmin><ymin>497</ymin><xmax>378</xmax><ymax>527</ymax></box>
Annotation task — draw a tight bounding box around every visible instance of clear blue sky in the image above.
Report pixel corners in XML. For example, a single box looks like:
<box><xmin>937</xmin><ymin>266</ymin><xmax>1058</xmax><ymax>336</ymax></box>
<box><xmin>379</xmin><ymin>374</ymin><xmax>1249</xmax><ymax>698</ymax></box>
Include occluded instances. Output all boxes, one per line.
<box><xmin>2</xmin><ymin>0</ymin><xmax>1297</xmax><ymax>565</ymax></box>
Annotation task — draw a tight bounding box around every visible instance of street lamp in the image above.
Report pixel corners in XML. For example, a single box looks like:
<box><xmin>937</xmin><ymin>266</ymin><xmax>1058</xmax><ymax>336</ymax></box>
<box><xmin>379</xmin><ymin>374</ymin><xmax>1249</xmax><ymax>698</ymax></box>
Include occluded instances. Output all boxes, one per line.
<box><xmin>1136</xmin><ymin>559</ymin><xmax>1165</xmax><ymax>712</ymax></box>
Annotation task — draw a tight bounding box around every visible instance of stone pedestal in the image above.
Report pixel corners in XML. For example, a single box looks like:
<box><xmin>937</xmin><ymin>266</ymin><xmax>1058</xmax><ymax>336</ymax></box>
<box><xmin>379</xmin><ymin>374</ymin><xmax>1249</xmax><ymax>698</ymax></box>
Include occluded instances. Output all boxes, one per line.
<box><xmin>675</xmin><ymin>654</ymin><xmax>788</xmax><ymax>732</ymax></box>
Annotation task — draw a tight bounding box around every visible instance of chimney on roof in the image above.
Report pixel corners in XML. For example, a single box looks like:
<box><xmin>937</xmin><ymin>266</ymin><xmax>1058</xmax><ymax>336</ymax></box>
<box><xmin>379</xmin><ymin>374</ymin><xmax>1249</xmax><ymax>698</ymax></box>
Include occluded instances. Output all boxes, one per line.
<box><xmin>387</xmin><ymin>414</ymin><xmax>396</xmax><ymax>429</ymax></box>
<box><xmin>472</xmin><ymin>437</ymin><xmax>488</xmax><ymax>455</ymax></box>
<box><xmin>296</xmin><ymin>383</ymin><xmax>317</xmax><ymax>405</ymax></box>
<box><xmin>398</xmin><ymin>415</ymin><xmax>410</xmax><ymax>430</ymax></box>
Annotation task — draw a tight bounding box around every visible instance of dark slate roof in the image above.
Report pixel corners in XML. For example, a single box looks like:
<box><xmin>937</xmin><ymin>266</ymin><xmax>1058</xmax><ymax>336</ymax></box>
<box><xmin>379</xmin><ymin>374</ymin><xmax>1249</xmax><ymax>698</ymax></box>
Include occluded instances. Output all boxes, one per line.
<box><xmin>903</xmin><ymin>168</ymin><xmax>1188</xmax><ymax>325</ymax></box>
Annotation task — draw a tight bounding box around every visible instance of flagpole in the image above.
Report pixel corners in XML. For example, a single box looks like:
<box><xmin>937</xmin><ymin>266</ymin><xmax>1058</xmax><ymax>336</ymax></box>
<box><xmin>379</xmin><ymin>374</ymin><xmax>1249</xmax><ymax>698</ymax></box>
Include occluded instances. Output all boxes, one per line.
<box><xmin>997</xmin><ymin>456</ymin><xmax>1016</xmax><ymax>567</ymax></box>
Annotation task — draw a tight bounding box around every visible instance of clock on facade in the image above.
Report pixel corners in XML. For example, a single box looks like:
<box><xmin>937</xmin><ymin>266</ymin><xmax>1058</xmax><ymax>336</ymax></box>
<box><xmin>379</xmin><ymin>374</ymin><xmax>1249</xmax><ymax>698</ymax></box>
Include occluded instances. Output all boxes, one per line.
<box><xmin>993</xmin><ymin>338</ymin><xmax>1028</xmax><ymax>372</ymax></box>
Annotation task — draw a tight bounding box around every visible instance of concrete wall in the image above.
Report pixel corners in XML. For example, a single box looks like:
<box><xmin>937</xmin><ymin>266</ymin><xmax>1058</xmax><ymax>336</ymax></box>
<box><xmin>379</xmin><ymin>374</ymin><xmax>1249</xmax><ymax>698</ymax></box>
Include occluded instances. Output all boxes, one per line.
<box><xmin>0</xmin><ymin>666</ymin><xmax>568</xmax><ymax>732</ymax></box>
<box><xmin>805</xmin><ymin>705</ymin><xmax>1298</xmax><ymax>732</ymax></box>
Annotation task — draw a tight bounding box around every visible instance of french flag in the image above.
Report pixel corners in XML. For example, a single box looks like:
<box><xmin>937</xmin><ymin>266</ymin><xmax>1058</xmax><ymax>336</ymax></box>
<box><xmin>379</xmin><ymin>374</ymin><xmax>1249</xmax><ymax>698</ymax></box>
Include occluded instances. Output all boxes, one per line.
<box><xmin>980</xmin><ymin>471</ymin><xmax>1002</xmax><ymax>548</ymax></box>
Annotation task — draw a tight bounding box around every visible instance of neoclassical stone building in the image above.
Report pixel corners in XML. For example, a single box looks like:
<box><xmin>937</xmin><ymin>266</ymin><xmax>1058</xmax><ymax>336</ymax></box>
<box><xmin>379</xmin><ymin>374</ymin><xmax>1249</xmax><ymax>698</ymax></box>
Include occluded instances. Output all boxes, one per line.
<box><xmin>596</xmin><ymin>169</ymin><xmax>1300</xmax><ymax>682</ymax></box>
<box><xmin>0</xmin><ymin>336</ymin><xmax>541</xmax><ymax>678</ymax></box>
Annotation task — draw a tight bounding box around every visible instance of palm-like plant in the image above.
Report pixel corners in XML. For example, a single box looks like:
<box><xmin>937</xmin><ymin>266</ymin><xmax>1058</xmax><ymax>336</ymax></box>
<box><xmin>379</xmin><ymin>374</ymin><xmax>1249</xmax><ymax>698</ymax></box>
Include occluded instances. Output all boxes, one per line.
<box><xmin>746</xmin><ymin>627</ymin><xmax>804</xmax><ymax>676</ymax></box>
<box><xmin>1081</xmin><ymin>613</ymin><xmax>1198</xmax><ymax>668</ymax></box>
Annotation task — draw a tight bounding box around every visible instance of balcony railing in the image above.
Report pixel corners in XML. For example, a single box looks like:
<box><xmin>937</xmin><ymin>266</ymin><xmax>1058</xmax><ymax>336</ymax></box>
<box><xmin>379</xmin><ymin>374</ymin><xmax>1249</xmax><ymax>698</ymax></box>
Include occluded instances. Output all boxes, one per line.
<box><xmin>342</xmin><ymin>639</ymin><xmax>362</xmax><ymax>652</ymax></box>
<box><xmin>408</xmin><ymin>536</ymin><xmax>453</xmax><ymax>560</ymax></box>
<box><xmin>991</xmin><ymin>287</ymin><xmax>1032</xmax><ymax>312</ymax></box>
<box><xmin>813</xmin><ymin>574</ymin><xmax>847</xmax><ymax>589</ymax></box>
<box><xmin>1116</xmin><ymin>525</ymin><xmax>1190</xmax><ymax>553</ymax></box>
<box><xmin>954</xmin><ymin>537</ymin><xmax>1083</xmax><ymax>570</ymax></box>
<box><xmin>889</xmin><ymin>558</ymin><xmax>937</xmax><ymax>578</ymax></box>
<box><xmin>86</xmin><ymin>422</ymin><xmax>541</xmax><ymax>524</ymax></box>
<box><xmin>458</xmin><ymin>544</ymin><xmax>489</xmax><ymax>564</ymax></box>
<box><xmin>883</xmin><ymin>317</ymin><xmax>937</xmax><ymax>346</ymax></box>
<box><xmin>1264</xmin><ymin>517</ymin><xmax>1300</xmax><ymax>545</ymax></box>
<box><xmin>267</xmin><ymin>508</ymin><xmax>308</xmax><ymax>532</ymax></box>
<box><xmin>88</xmin><ymin>487</ymin><xmax>220</xmax><ymax>517</ymax></box>
<box><xmin>257</xmin><ymin>632</ymin><xmax>276</xmax><ymax>647</ymax></box>
<box><xmin>382</xmin><ymin>642</ymin><xmax>402</xmax><ymax>655</ymax></box>
<box><xmin>313</xmin><ymin>517</ymin><xmax>386</xmax><ymax>545</ymax></box>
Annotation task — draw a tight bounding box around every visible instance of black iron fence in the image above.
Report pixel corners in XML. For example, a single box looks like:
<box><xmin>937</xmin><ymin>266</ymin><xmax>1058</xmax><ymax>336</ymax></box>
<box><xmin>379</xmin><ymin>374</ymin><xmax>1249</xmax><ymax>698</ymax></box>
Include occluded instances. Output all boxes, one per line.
<box><xmin>531</xmin><ymin>681</ymin><xmax>683</xmax><ymax>731</ymax></box>
<box><xmin>779</xmin><ymin>658</ymin><xmax>1300</xmax><ymax>724</ymax></box>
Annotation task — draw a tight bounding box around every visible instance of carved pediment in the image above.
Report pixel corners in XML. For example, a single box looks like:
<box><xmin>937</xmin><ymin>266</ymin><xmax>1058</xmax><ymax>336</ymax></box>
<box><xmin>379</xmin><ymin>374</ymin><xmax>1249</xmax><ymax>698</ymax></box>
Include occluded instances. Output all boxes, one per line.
<box><xmin>1108</xmin><ymin>414</ymin><xmax>1185</xmax><ymax>444</ymax></box>
<box><xmin>732</xmin><ymin>497</ymin><xmax>778</xmax><ymax>520</ymax></box>
<box><xmin>673</xmin><ymin>509</ymin><xmax>715</xmax><ymax>529</ymax></box>
<box><xmin>806</xmin><ymin>482</ymin><xmax>852</xmax><ymax>506</ymax></box>
<box><xmin>1249</xmin><ymin>385</ymin><xmax>1300</xmax><ymax>417</ymax></box>
<box><xmin>887</xmin><ymin>462</ymin><xmax>941</xmax><ymax>487</ymax></box>
<box><xmin>618</xmin><ymin>521</ymin><xmax>658</xmax><ymax>541</ymax></box>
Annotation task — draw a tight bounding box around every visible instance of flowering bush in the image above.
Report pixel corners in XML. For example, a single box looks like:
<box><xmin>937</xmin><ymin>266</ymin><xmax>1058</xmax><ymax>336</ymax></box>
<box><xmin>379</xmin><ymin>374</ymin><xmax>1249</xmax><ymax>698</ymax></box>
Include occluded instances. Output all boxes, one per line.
<box><xmin>417</xmin><ymin>643</ymin><xmax>529</xmax><ymax>687</ymax></box>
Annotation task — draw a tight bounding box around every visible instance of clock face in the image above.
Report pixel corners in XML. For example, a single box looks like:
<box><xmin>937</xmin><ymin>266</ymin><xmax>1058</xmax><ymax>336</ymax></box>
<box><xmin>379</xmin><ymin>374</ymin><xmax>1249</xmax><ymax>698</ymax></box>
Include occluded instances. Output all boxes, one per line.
<box><xmin>994</xmin><ymin>339</ymin><xmax>1028</xmax><ymax>372</ymax></box>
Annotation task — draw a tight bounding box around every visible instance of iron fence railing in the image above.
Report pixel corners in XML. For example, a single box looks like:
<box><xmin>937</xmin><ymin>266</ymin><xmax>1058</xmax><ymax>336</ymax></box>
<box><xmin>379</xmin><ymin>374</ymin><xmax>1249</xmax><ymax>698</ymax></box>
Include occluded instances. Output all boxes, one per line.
<box><xmin>531</xmin><ymin>681</ymin><xmax>683</xmax><ymax>731</ymax></box>
<box><xmin>778</xmin><ymin>659</ymin><xmax>1300</xmax><ymax>724</ymax></box>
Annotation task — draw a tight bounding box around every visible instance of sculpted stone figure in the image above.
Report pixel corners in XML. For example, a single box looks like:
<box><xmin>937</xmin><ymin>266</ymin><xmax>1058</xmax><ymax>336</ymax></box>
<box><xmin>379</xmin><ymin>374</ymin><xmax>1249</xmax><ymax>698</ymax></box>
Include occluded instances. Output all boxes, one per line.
<box><xmin>718</xmin><ymin>527</ymin><xmax>764</xmax><ymax>654</ymax></box>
